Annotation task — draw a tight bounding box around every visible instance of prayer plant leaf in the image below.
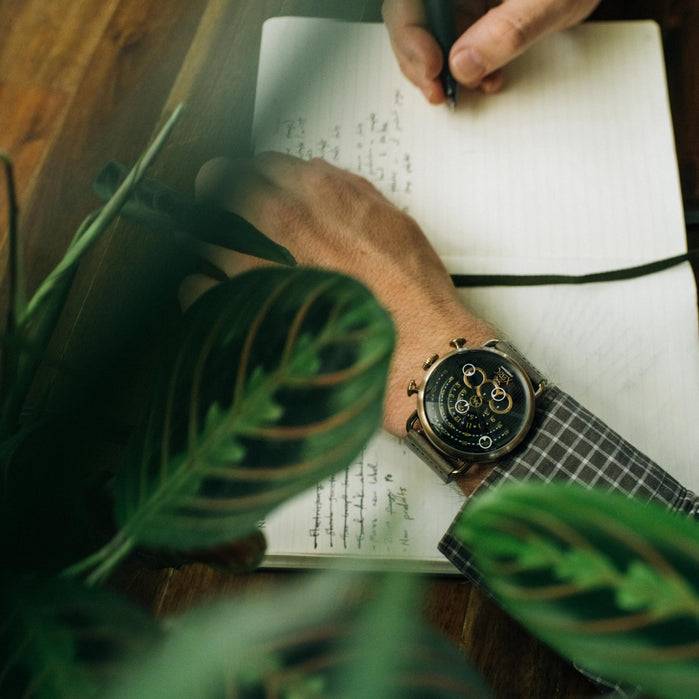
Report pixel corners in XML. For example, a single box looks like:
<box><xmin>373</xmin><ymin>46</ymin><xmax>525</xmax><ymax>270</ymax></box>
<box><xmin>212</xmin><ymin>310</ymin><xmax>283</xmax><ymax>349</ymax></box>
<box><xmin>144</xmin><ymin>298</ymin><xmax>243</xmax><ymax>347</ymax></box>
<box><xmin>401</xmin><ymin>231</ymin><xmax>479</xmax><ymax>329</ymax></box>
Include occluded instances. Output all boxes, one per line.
<box><xmin>113</xmin><ymin>267</ymin><xmax>394</xmax><ymax>555</ymax></box>
<box><xmin>106</xmin><ymin>572</ymin><xmax>490</xmax><ymax>699</ymax></box>
<box><xmin>0</xmin><ymin>574</ymin><xmax>161</xmax><ymax>698</ymax></box>
<box><xmin>333</xmin><ymin>573</ymin><xmax>492</xmax><ymax>699</ymax></box>
<box><xmin>93</xmin><ymin>161</ymin><xmax>295</xmax><ymax>266</ymax></box>
<box><xmin>455</xmin><ymin>483</ymin><xmax>699</xmax><ymax>699</ymax></box>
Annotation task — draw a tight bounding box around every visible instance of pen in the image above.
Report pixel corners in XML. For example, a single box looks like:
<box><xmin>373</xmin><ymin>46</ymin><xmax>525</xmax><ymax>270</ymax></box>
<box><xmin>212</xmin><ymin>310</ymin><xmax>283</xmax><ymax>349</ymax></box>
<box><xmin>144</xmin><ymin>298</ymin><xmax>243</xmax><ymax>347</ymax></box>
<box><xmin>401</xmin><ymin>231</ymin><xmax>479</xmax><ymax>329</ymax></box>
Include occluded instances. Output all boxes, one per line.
<box><xmin>424</xmin><ymin>0</ymin><xmax>458</xmax><ymax>109</ymax></box>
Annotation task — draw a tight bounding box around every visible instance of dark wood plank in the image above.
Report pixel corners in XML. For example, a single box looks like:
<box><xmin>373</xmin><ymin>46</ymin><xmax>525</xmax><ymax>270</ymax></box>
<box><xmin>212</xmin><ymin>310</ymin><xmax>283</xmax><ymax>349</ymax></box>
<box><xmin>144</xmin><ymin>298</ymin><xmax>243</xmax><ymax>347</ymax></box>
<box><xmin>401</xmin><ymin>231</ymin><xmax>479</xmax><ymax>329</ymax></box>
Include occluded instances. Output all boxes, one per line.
<box><xmin>0</xmin><ymin>0</ymin><xmax>119</xmax><ymax>92</ymax></box>
<box><xmin>0</xmin><ymin>83</ymin><xmax>65</xmax><ymax>240</ymax></box>
<box><xmin>663</xmin><ymin>3</ymin><xmax>699</xmax><ymax>207</ymax></box>
<box><xmin>15</xmin><ymin>0</ymin><xmax>207</xmax><ymax>291</ymax></box>
<box><xmin>0</xmin><ymin>0</ymin><xmax>121</xmax><ymax>297</ymax></box>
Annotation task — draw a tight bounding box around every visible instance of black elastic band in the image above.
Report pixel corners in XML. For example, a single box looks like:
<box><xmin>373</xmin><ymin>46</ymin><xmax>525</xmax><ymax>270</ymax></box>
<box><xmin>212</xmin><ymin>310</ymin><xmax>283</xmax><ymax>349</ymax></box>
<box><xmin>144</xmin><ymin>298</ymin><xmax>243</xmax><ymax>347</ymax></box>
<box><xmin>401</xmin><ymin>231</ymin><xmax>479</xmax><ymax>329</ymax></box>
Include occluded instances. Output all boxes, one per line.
<box><xmin>450</xmin><ymin>249</ymin><xmax>698</xmax><ymax>288</ymax></box>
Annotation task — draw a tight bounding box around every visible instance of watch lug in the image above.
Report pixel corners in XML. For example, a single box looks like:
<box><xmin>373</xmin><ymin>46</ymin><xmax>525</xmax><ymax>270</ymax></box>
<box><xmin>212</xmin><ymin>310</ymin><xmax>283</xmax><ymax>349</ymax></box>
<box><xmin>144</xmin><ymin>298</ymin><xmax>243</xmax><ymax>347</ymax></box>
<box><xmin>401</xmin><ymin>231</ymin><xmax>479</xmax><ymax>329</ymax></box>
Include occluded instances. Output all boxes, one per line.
<box><xmin>422</xmin><ymin>354</ymin><xmax>439</xmax><ymax>370</ymax></box>
<box><xmin>449</xmin><ymin>337</ymin><xmax>467</xmax><ymax>349</ymax></box>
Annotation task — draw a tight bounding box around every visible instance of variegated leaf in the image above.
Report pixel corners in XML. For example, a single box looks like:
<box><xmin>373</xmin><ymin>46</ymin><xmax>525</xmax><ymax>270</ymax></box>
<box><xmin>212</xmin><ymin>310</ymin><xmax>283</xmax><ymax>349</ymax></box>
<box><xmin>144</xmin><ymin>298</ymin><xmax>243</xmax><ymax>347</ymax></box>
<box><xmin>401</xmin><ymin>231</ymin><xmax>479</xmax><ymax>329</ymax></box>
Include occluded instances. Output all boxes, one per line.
<box><xmin>107</xmin><ymin>572</ymin><xmax>490</xmax><ymax>699</ymax></box>
<box><xmin>0</xmin><ymin>574</ymin><xmax>160</xmax><ymax>697</ymax></box>
<box><xmin>456</xmin><ymin>483</ymin><xmax>699</xmax><ymax>698</ymax></box>
<box><xmin>114</xmin><ymin>267</ymin><xmax>394</xmax><ymax>552</ymax></box>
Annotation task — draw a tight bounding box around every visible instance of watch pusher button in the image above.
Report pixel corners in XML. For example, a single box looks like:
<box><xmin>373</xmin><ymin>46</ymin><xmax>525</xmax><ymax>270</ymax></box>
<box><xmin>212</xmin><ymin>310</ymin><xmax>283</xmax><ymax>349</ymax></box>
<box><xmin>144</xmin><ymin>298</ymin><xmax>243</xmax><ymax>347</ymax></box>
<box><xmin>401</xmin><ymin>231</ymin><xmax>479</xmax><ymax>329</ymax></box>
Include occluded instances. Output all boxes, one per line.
<box><xmin>423</xmin><ymin>354</ymin><xmax>439</xmax><ymax>370</ymax></box>
<box><xmin>450</xmin><ymin>337</ymin><xmax>467</xmax><ymax>349</ymax></box>
<box><xmin>407</xmin><ymin>380</ymin><xmax>419</xmax><ymax>396</ymax></box>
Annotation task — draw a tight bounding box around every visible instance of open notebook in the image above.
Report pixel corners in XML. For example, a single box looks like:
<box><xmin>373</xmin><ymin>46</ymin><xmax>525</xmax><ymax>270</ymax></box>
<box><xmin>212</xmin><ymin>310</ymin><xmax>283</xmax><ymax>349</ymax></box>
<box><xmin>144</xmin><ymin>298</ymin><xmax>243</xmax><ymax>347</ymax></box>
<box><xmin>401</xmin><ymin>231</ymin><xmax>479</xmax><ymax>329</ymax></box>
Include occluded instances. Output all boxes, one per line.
<box><xmin>251</xmin><ymin>18</ymin><xmax>699</xmax><ymax>572</ymax></box>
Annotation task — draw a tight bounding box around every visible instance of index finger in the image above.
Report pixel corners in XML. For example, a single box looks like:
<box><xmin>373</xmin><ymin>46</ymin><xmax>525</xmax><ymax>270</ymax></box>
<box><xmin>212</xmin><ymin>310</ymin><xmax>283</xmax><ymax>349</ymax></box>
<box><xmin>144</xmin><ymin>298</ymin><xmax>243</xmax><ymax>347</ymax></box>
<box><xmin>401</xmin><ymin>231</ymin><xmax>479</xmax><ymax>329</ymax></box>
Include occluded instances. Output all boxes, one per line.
<box><xmin>382</xmin><ymin>0</ymin><xmax>447</xmax><ymax>103</ymax></box>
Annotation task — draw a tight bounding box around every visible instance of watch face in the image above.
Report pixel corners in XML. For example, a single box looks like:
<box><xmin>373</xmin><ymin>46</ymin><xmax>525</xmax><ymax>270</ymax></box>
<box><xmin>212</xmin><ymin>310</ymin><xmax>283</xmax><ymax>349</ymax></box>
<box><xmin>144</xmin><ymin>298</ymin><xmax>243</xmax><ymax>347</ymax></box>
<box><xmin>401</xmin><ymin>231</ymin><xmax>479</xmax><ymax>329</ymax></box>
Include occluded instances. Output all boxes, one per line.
<box><xmin>418</xmin><ymin>347</ymin><xmax>535</xmax><ymax>461</ymax></box>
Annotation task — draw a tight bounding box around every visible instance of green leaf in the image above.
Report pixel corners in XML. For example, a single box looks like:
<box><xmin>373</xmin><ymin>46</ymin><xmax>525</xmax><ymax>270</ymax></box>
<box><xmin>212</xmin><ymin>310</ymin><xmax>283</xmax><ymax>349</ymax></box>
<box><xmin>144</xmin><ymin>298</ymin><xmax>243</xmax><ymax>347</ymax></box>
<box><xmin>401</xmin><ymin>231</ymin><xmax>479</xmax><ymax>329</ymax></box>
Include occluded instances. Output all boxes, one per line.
<box><xmin>0</xmin><ymin>154</ymin><xmax>23</xmax><ymax>383</ymax></box>
<box><xmin>0</xmin><ymin>573</ymin><xmax>161</xmax><ymax>698</ymax></box>
<box><xmin>112</xmin><ymin>267</ymin><xmax>394</xmax><ymax>558</ymax></box>
<box><xmin>0</xmin><ymin>263</ymin><xmax>78</xmax><ymax>436</ymax></box>
<box><xmin>93</xmin><ymin>160</ymin><xmax>295</xmax><ymax>266</ymax></box>
<box><xmin>1</xmin><ymin>107</ymin><xmax>184</xmax><ymax>436</ymax></box>
<box><xmin>334</xmin><ymin>573</ymin><xmax>492</xmax><ymax>699</ymax></box>
<box><xmin>20</xmin><ymin>105</ymin><xmax>184</xmax><ymax>328</ymax></box>
<box><xmin>105</xmin><ymin>571</ymin><xmax>489</xmax><ymax>699</ymax></box>
<box><xmin>456</xmin><ymin>483</ymin><xmax>699</xmax><ymax>698</ymax></box>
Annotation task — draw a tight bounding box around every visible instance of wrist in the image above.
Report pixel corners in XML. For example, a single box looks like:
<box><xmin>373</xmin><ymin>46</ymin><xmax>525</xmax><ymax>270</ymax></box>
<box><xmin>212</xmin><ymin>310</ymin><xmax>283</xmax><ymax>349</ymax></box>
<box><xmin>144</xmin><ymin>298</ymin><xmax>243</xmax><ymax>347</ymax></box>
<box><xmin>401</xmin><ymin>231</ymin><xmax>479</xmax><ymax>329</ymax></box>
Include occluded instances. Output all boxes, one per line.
<box><xmin>382</xmin><ymin>301</ymin><xmax>494</xmax><ymax>437</ymax></box>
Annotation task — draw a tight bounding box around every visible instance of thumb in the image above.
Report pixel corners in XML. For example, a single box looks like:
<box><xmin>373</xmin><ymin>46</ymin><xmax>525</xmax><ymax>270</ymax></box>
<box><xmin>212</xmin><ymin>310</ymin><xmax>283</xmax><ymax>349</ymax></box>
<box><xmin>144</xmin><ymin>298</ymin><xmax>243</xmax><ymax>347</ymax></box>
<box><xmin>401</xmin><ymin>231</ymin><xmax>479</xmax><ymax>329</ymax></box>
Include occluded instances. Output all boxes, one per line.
<box><xmin>449</xmin><ymin>1</ymin><xmax>557</xmax><ymax>88</ymax></box>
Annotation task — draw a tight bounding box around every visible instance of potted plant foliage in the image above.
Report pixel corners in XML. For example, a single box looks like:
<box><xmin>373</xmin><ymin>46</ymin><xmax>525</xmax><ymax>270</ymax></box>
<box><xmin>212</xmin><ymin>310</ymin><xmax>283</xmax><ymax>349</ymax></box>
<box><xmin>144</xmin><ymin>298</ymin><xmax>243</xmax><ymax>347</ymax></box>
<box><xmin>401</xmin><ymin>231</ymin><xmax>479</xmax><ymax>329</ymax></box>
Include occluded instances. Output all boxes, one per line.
<box><xmin>1</xmin><ymin>107</ymin><xmax>697</xmax><ymax>698</ymax></box>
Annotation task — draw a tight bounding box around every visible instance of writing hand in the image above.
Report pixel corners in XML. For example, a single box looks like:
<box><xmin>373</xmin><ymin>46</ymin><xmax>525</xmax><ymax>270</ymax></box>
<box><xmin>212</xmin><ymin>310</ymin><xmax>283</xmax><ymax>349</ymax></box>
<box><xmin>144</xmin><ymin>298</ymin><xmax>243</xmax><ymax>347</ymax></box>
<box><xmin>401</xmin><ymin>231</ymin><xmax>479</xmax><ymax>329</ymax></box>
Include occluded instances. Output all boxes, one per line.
<box><xmin>382</xmin><ymin>0</ymin><xmax>601</xmax><ymax>102</ymax></box>
<box><xmin>189</xmin><ymin>154</ymin><xmax>493</xmax><ymax>436</ymax></box>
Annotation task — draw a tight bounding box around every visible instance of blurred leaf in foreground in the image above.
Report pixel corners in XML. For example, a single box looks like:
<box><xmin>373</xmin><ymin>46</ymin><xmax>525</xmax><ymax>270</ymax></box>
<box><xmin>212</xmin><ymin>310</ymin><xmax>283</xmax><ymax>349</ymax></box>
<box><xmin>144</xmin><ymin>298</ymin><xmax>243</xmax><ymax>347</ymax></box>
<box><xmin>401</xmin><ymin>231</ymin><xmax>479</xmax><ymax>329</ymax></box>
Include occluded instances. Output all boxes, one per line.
<box><xmin>456</xmin><ymin>483</ymin><xmax>699</xmax><ymax>698</ymax></box>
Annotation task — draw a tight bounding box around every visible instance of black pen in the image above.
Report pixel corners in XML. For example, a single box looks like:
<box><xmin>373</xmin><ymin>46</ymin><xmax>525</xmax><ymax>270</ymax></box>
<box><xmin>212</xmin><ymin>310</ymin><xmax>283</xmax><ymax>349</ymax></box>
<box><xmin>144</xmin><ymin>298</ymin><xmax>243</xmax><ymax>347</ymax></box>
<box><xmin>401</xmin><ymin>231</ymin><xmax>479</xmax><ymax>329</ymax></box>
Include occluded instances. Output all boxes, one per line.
<box><xmin>424</xmin><ymin>0</ymin><xmax>457</xmax><ymax>109</ymax></box>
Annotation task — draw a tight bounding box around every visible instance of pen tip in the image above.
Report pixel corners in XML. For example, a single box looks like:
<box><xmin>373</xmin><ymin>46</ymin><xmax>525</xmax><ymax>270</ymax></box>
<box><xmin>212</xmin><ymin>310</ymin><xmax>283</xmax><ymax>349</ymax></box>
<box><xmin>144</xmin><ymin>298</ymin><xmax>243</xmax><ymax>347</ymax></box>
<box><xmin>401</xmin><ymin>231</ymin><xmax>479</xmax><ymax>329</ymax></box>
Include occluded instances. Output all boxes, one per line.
<box><xmin>446</xmin><ymin>78</ymin><xmax>457</xmax><ymax>111</ymax></box>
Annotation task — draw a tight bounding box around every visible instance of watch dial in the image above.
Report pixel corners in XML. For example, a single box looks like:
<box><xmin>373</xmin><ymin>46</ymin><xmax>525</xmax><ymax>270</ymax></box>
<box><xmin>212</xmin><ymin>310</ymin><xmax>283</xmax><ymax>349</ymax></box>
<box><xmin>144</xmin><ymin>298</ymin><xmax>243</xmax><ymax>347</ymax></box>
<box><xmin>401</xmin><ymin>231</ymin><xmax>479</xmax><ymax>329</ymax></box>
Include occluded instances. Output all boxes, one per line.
<box><xmin>421</xmin><ymin>348</ymin><xmax>534</xmax><ymax>458</ymax></box>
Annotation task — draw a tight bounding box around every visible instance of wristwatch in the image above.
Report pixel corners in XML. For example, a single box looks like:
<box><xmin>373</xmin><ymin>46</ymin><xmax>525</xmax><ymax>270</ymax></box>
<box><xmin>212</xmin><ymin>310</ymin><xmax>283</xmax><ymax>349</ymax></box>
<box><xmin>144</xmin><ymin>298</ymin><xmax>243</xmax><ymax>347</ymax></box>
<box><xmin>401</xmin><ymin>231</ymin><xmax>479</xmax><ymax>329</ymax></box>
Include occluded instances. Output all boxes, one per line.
<box><xmin>405</xmin><ymin>338</ymin><xmax>547</xmax><ymax>483</ymax></box>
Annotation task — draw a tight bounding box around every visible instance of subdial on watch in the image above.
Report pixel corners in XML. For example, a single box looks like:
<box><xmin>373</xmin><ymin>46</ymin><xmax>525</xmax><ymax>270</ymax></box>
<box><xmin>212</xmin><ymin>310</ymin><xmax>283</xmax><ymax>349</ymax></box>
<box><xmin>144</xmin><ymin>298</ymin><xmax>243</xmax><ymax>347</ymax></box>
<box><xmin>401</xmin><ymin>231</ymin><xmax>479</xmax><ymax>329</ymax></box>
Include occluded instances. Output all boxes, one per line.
<box><xmin>421</xmin><ymin>348</ymin><xmax>534</xmax><ymax>458</ymax></box>
<box><xmin>454</xmin><ymin>398</ymin><xmax>469</xmax><ymax>414</ymax></box>
<box><xmin>485</xmin><ymin>381</ymin><xmax>513</xmax><ymax>415</ymax></box>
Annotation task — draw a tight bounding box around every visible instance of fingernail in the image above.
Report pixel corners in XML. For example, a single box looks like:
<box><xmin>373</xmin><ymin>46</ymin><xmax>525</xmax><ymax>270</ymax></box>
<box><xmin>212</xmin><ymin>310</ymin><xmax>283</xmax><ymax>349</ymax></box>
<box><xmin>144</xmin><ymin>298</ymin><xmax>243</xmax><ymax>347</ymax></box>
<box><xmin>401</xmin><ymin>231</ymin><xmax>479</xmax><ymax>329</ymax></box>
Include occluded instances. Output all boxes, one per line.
<box><xmin>451</xmin><ymin>47</ymin><xmax>486</xmax><ymax>86</ymax></box>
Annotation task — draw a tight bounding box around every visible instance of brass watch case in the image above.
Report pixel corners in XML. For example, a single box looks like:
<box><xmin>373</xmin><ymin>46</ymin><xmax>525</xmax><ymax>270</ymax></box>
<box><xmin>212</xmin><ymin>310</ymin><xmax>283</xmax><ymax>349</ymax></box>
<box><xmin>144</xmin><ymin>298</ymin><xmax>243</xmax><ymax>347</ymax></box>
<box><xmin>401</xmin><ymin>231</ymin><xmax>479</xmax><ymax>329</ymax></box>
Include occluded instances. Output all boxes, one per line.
<box><xmin>414</xmin><ymin>342</ymin><xmax>537</xmax><ymax>463</ymax></box>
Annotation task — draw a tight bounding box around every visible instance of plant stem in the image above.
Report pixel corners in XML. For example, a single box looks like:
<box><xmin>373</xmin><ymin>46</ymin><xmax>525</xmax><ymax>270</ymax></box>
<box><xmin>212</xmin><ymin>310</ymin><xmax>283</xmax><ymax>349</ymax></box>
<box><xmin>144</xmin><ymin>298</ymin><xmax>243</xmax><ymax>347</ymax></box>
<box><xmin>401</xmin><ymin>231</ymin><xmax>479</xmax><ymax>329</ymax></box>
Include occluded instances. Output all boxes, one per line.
<box><xmin>0</xmin><ymin>153</ymin><xmax>21</xmax><ymax>401</ymax></box>
<box><xmin>0</xmin><ymin>154</ymin><xmax>19</xmax><ymax>332</ymax></box>
<box><xmin>61</xmin><ymin>531</ymin><xmax>135</xmax><ymax>587</ymax></box>
<box><xmin>85</xmin><ymin>534</ymin><xmax>136</xmax><ymax>587</ymax></box>
<box><xmin>0</xmin><ymin>104</ymin><xmax>183</xmax><ymax>436</ymax></box>
<box><xmin>20</xmin><ymin>102</ymin><xmax>184</xmax><ymax>327</ymax></box>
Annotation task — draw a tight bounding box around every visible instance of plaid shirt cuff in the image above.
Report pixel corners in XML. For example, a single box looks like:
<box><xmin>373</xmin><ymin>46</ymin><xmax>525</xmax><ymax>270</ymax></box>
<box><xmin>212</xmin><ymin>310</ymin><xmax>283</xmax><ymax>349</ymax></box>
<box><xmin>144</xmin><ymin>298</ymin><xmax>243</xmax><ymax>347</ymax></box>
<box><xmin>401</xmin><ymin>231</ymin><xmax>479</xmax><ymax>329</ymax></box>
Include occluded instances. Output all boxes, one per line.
<box><xmin>439</xmin><ymin>385</ymin><xmax>699</xmax><ymax>581</ymax></box>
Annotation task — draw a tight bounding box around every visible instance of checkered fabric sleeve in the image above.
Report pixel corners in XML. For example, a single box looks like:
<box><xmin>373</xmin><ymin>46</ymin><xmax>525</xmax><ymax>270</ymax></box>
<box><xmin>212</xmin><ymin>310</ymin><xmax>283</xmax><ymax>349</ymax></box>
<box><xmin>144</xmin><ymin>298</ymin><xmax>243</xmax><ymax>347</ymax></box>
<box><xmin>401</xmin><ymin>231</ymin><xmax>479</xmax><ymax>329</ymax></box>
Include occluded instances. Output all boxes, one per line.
<box><xmin>438</xmin><ymin>385</ymin><xmax>699</xmax><ymax>581</ymax></box>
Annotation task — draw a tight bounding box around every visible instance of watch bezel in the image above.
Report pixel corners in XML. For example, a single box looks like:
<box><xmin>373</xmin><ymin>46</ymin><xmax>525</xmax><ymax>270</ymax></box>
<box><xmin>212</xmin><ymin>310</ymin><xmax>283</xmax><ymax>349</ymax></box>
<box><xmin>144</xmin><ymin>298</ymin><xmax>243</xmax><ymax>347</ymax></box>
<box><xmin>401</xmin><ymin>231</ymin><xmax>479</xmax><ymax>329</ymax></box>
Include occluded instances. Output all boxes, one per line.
<box><xmin>415</xmin><ymin>344</ymin><xmax>537</xmax><ymax>463</ymax></box>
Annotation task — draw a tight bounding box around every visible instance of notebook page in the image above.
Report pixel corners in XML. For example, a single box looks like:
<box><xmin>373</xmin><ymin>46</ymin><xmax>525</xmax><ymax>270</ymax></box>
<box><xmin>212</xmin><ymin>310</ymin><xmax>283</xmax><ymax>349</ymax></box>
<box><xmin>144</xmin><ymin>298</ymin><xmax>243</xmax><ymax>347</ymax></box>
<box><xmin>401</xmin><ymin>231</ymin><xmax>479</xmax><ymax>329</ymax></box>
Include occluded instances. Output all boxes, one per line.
<box><xmin>253</xmin><ymin>18</ymin><xmax>699</xmax><ymax>567</ymax></box>
<box><xmin>253</xmin><ymin>19</ymin><xmax>686</xmax><ymax>273</ymax></box>
<box><xmin>460</xmin><ymin>265</ymin><xmax>699</xmax><ymax>491</ymax></box>
<box><xmin>261</xmin><ymin>432</ymin><xmax>465</xmax><ymax>571</ymax></box>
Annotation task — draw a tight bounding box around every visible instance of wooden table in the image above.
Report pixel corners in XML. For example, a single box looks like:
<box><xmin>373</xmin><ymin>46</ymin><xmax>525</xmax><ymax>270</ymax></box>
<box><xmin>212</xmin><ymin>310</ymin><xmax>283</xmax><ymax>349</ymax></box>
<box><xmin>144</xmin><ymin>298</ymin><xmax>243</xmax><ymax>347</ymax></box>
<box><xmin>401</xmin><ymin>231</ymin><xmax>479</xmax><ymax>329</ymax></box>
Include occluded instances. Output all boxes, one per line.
<box><xmin>1</xmin><ymin>1</ymin><xmax>697</xmax><ymax>696</ymax></box>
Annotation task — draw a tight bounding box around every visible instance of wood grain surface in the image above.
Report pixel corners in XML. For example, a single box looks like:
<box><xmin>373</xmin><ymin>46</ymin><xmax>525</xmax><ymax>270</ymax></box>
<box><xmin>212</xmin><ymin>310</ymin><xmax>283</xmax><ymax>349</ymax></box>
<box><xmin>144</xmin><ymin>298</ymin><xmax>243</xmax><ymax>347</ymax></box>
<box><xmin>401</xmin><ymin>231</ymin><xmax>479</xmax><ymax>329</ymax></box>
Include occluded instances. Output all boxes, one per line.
<box><xmin>1</xmin><ymin>1</ymin><xmax>696</xmax><ymax>696</ymax></box>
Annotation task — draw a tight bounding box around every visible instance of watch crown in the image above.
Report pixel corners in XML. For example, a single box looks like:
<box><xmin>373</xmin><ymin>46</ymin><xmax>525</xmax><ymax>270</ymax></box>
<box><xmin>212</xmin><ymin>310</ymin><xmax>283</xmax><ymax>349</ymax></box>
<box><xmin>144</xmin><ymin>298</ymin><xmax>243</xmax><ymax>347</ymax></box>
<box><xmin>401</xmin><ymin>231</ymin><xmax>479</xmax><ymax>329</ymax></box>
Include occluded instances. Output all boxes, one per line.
<box><xmin>423</xmin><ymin>354</ymin><xmax>439</xmax><ymax>370</ymax></box>
<box><xmin>450</xmin><ymin>337</ymin><xmax>467</xmax><ymax>349</ymax></box>
<box><xmin>407</xmin><ymin>380</ymin><xmax>419</xmax><ymax>396</ymax></box>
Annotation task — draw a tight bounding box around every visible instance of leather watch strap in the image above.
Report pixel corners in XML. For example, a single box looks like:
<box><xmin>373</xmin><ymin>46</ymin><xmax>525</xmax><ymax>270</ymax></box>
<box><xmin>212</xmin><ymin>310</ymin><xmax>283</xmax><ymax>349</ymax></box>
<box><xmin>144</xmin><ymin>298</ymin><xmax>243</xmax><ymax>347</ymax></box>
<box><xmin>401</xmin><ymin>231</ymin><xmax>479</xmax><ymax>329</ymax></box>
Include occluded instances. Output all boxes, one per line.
<box><xmin>405</xmin><ymin>412</ymin><xmax>467</xmax><ymax>483</ymax></box>
<box><xmin>487</xmin><ymin>340</ymin><xmax>547</xmax><ymax>396</ymax></box>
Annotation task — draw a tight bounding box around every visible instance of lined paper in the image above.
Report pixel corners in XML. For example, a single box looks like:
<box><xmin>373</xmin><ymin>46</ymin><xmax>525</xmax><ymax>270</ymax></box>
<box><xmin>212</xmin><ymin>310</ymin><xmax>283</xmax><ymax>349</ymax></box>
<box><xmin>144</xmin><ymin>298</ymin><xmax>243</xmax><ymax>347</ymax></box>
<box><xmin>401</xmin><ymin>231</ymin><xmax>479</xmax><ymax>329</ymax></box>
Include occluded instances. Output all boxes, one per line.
<box><xmin>252</xmin><ymin>18</ymin><xmax>699</xmax><ymax>569</ymax></box>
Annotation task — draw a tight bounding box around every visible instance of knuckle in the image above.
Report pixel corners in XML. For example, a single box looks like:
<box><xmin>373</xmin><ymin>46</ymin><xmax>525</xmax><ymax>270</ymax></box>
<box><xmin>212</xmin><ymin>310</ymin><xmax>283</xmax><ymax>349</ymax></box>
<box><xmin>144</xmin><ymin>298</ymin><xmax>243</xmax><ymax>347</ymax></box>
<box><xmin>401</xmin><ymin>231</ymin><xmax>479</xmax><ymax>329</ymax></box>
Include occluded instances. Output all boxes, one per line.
<box><xmin>301</xmin><ymin>164</ymin><xmax>356</xmax><ymax>206</ymax></box>
<box><xmin>486</xmin><ymin>11</ymin><xmax>532</xmax><ymax>54</ymax></box>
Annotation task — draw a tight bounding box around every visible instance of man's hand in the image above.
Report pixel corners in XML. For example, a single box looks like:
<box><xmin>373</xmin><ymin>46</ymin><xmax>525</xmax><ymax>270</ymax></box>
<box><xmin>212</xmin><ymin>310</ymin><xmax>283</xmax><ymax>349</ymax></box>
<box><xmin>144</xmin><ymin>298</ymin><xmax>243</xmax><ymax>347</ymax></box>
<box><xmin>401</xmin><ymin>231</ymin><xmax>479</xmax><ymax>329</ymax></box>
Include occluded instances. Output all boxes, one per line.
<box><xmin>191</xmin><ymin>154</ymin><xmax>493</xmax><ymax>436</ymax></box>
<box><xmin>382</xmin><ymin>0</ymin><xmax>601</xmax><ymax>103</ymax></box>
